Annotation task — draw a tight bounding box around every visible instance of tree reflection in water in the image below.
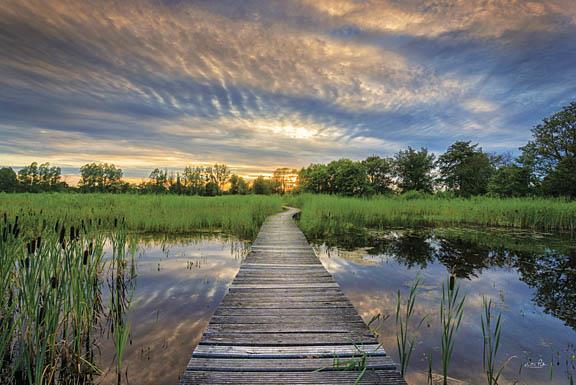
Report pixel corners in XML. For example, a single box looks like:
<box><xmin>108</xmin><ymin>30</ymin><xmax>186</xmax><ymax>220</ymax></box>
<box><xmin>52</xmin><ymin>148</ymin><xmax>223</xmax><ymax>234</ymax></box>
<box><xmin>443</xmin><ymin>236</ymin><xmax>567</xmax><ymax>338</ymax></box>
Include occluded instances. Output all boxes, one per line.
<box><xmin>313</xmin><ymin>227</ymin><xmax>576</xmax><ymax>330</ymax></box>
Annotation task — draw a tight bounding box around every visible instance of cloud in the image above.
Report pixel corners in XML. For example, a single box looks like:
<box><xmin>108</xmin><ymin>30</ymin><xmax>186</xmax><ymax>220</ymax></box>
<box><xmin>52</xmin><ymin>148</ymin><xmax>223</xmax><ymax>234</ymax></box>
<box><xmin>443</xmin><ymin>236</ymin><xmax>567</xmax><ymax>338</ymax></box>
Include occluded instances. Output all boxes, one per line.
<box><xmin>1</xmin><ymin>0</ymin><xmax>575</xmax><ymax>176</ymax></box>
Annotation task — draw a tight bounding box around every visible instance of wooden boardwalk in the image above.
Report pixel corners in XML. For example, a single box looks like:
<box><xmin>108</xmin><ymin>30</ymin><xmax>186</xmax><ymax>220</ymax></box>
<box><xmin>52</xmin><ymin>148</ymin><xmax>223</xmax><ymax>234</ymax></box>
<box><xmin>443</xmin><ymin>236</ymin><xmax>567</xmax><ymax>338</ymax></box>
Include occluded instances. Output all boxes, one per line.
<box><xmin>180</xmin><ymin>208</ymin><xmax>406</xmax><ymax>385</ymax></box>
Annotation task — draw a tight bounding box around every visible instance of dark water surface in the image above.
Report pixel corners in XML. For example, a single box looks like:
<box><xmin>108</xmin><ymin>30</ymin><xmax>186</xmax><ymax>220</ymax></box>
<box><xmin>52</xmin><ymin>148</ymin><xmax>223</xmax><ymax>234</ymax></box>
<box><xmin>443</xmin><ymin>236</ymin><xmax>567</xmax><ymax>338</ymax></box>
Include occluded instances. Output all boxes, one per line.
<box><xmin>95</xmin><ymin>228</ymin><xmax>575</xmax><ymax>385</ymax></box>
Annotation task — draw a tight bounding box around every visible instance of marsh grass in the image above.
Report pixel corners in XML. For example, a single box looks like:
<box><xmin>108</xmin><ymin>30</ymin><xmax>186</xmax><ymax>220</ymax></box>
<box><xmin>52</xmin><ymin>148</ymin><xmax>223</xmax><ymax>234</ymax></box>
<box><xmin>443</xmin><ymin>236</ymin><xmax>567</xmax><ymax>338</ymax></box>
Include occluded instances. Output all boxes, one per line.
<box><xmin>395</xmin><ymin>277</ymin><xmax>427</xmax><ymax>376</ymax></box>
<box><xmin>440</xmin><ymin>276</ymin><xmax>466</xmax><ymax>385</ymax></box>
<box><xmin>0</xmin><ymin>194</ymin><xmax>283</xmax><ymax>239</ymax></box>
<box><xmin>481</xmin><ymin>297</ymin><xmax>505</xmax><ymax>385</ymax></box>
<box><xmin>286</xmin><ymin>194</ymin><xmax>576</xmax><ymax>236</ymax></box>
<box><xmin>0</xmin><ymin>194</ymin><xmax>281</xmax><ymax>384</ymax></box>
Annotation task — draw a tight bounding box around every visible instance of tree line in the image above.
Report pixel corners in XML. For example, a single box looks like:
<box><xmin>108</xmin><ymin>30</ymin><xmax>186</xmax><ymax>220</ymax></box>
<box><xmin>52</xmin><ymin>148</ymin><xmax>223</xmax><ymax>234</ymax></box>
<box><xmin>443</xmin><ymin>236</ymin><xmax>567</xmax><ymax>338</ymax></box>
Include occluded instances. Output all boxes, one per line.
<box><xmin>0</xmin><ymin>161</ymin><xmax>283</xmax><ymax>195</ymax></box>
<box><xmin>299</xmin><ymin>101</ymin><xmax>576</xmax><ymax>198</ymax></box>
<box><xmin>1</xmin><ymin>101</ymin><xmax>574</xmax><ymax>198</ymax></box>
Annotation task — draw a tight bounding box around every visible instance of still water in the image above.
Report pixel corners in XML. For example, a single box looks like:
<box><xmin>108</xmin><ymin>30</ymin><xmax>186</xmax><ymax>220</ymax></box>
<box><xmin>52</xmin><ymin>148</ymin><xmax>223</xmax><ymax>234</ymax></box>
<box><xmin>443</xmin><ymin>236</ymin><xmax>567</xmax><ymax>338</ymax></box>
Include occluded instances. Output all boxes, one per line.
<box><xmin>315</xmin><ymin>227</ymin><xmax>576</xmax><ymax>385</ymax></box>
<box><xmin>96</xmin><ymin>234</ymin><xmax>248</xmax><ymax>385</ymax></box>
<box><xmin>96</xmin><ymin>228</ymin><xmax>575</xmax><ymax>385</ymax></box>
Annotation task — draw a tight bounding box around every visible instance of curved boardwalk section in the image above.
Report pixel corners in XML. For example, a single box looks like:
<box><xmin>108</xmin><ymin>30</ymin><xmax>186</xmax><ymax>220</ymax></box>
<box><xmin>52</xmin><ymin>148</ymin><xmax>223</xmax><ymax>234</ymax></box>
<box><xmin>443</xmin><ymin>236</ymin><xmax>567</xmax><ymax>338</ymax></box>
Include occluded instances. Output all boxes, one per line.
<box><xmin>180</xmin><ymin>208</ymin><xmax>406</xmax><ymax>385</ymax></box>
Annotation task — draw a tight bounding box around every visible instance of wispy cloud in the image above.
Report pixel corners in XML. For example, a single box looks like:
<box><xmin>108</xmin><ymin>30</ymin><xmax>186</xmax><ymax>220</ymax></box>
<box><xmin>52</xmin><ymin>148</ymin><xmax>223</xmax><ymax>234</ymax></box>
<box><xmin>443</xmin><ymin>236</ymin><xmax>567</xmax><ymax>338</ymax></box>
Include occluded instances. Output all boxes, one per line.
<box><xmin>1</xmin><ymin>0</ymin><xmax>575</xmax><ymax>176</ymax></box>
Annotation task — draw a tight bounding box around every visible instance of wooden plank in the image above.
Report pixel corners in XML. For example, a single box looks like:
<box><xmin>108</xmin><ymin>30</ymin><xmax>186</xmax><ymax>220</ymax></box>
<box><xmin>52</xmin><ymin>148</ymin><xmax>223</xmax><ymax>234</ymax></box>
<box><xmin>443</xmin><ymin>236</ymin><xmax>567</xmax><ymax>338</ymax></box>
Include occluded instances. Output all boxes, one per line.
<box><xmin>192</xmin><ymin>344</ymin><xmax>386</xmax><ymax>359</ymax></box>
<box><xmin>185</xmin><ymin>356</ymin><xmax>395</xmax><ymax>370</ymax></box>
<box><xmin>180</xmin><ymin>370</ymin><xmax>406</xmax><ymax>385</ymax></box>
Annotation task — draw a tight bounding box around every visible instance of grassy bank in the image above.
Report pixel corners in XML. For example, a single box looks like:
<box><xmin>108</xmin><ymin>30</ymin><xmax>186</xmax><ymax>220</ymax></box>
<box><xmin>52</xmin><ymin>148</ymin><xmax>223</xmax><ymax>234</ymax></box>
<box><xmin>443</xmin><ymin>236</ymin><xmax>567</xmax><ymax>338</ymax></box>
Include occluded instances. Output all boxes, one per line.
<box><xmin>0</xmin><ymin>193</ymin><xmax>283</xmax><ymax>239</ymax></box>
<box><xmin>285</xmin><ymin>194</ymin><xmax>576</xmax><ymax>237</ymax></box>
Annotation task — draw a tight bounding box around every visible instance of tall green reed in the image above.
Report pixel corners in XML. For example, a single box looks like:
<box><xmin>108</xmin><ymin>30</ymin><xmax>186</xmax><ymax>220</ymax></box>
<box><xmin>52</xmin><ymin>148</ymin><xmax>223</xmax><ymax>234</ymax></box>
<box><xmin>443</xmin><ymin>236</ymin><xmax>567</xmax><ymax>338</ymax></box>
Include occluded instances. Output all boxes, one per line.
<box><xmin>481</xmin><ymin>297</ymin><xmax>504</xmax><ymax>385</ymax></box>
<box><xmin>440</xmin><ymin>276</ymin><xmax>465</xmax><ymax>385</ymax></box>
<box><xmin>395</xmin><ymin>277</ymin><xmax>427</xmax><ymax>376</ymax></box>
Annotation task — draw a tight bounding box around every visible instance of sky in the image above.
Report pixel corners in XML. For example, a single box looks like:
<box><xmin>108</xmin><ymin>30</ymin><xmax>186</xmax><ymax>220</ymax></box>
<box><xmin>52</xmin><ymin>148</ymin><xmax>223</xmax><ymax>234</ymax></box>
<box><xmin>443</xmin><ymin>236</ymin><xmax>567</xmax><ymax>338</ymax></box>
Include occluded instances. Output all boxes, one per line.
<box><xmin>1</xmin><ymin>0</ymin><xmax>575</xmax><ymax>179</ymax></box>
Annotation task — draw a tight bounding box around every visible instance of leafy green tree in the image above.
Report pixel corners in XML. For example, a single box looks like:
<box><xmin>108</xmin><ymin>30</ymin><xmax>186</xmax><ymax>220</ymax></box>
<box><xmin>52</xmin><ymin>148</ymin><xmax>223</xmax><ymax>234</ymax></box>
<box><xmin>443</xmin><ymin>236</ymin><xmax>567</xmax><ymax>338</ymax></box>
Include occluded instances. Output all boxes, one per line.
<box><xmin>298</xmin><ymin>164</ymin><xmax>330</xmax><ymax>193</ymax></box>
<box><xmin>169</xmin><ymin>172</ymin><xmax>184</xmax><ymax>194</ymax></box>
<box><xmin>229</xmin><ymin>174</ymin><xmax>249</xmax><ymax>195</ymax></box>
<box><xmin>326</xmin><ymin>159</ymin><xmax>369</xmax><ymax>196</ymax></box>
<box><xmin>488</xmin><ymin>164</ymin><xmax>532</xmax><ymax>197</ymax></box>
<box><xmin>362</xmin><ymin>155</ymin><xmax>393</xmax><ymax>194</ymax></box>
<box><xmin>204</xmin><ymin>181</ymin><xmax>219</xmax><ymax>196</ymax></box>
<box><xmin>437</xmin><ymin>141</ymin><xmax>493</xmax><ymax>196</ymax></box>
<box><xmin>542</xmin><ymin>157</ymin><xmax>576</xmax><ymax>197</ymax></box>
<box><xmin>393</xmin><ymin>147</ymin><xmax>435</xmax><ymax>193</ymax></box>
<box><xmin>17</xmin><ymin>162</ymin><xmax>66</xmax><ymax>192</ymax></box>
<box><xmin>0</xmin><ymin>167</ymin><xmax>18</xmax><ymax>192</ymax></box>
<box><xmin>211</xmin><ymin>164</ymin><xmax>230</xmax><ymax>192</ymax></box>
<box><xmin>182</xmin><ymin>166</ymin><xmax>207</xmax><ymax>195</ymax></box>
<box><xmin>147</xmin><ymin>168</ymin><xmax>169</xmax><ymax>193</ymax></box>
<box><xmin>524</xmin><ymin>101</ymin><xmax>576</xmax><ymax>197</ymax></box>
<box><xmin>79</xmin><ymin>163</ymin><xmax>123</xmax><ymax>192</ymax></box>
<box><xmin>252</xmin><ymin>176</ymin><xmax>273</xmax><ymax>195</ymax></box>
<box><xmin>527</xmin><ymin>101</ymin><xmax>576</xmax><ymax>174</ymax></box>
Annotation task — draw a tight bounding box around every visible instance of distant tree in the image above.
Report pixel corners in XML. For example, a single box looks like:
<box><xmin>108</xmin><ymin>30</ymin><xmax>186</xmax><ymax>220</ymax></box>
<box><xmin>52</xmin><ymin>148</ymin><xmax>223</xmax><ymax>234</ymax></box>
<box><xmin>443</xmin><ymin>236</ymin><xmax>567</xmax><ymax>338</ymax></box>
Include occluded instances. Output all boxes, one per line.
<box><xmin>17</xmin><ymin>162</ymin><xmax>66</xmax><ymax>192</ymax></box>
<box><xmin>362</xmin><ymin>156</ymin><xmax>393</xmax><ymax>194</ymax></box>
<box><xmin>211</xmin><ymin>164</ymin><xmax>230</xmax><ymax>192</ymax></box>
<box><xmin>325</xmin><ymin>159</ymin><xmax>369</xmax><ymax>196</ymax></box>
<box><xmin>541</xmin><ymin>157</ymin><xmax>576</xmax><ymax>198</ymax></box>
<box><xmin>169</xmin><ymin>172</ymin><xmax>184</xmax><ymax>194</ymax></box>
<box><xmin>147</xmin><ymin>168</ymin><xmax>169</xmax><ymax>193</ymax></box>
<box><xmin>229</xmin><ymin>174</ymin><xmax>249</xmax><ymax>195</ymax></box>
<box><xmin>527</xmin><ymin>101</ymin><xmax>576</xmax><ymax>174</ymax></box>
<box><xmin>252</xmin><ymin>176</ymin><xmax>273</xmax><ymax>195</ymax></box>
<box><xmin>488</xmin><ymin>163</ymin><xmax>532</xmax><ymax>197</ymax></box>
<box><xmin>298</xmin><ymin>164</ymin><xmax>330</xmax><ymax>193</ymax></box>
<box><xmin>437</xmin><ymin>141</ymin><xmax>493</xmax><ymax>196</ymax></box>
<box><xmin>204</xmin><ymin>181</ymin><xmax>219</xmax><ymax>196</ymax></box>
<box><xmin>393</xmin><ymin>147</ymin><xmax>435</xmax><ymax>193</ymax></box>
<box><xmin>79</xmin><ymin>163</ymin><xmax>123</xmax><ymax>192</ymax></box>
<box><xmin>524</xmin><ymin>101</ymin><xmax>576</xmax><ymax>197</ymax></box>
<box><xmin>0</xmin><ymin>167</ymin><xmax>18</xmax><ymax>192</ymax></box>
<box><xmin>183</xmin><ymin>166</ymin><xmax>207</xmax><ymax>195</ymax></box>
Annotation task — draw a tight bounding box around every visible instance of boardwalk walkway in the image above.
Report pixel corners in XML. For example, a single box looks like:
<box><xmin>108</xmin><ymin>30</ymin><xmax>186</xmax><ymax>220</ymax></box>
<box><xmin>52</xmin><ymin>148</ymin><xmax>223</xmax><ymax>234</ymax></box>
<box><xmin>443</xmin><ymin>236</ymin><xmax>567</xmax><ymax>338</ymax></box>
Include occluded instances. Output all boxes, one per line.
<box><xmin>180</xmin><ymin>208</ymin><xmax>406</xmax><ymax>384</ymax></box>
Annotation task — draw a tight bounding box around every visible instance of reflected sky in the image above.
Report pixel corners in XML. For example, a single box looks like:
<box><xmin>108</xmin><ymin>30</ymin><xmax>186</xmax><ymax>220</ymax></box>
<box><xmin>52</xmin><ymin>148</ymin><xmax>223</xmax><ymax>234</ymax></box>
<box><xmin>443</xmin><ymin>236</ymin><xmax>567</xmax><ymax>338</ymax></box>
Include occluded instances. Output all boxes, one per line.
<box><xmin>96</xmin><ymin>234</ymin><xmax>246</xmax><ymax>385</ymax></box>
<box><xmin>315</xmin><ymin>228</ymin><xmax>576</xmax><ymax>385</ymax></box>
<box><xmin>91</xmin><ymin>229</ymin><xmax>575</xmax><ymax>385</ymax></box>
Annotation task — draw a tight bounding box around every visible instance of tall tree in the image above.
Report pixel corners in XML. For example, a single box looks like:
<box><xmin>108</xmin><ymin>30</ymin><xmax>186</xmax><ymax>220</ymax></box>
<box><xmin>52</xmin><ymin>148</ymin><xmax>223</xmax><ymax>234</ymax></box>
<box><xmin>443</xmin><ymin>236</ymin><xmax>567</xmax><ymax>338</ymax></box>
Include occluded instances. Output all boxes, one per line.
<box><xmin>0</xmin><ymin>167</ymin><xmax>18</xmax><ymax>192</ymax></box>
<box><xmin>183</xmin><ymin>166</ymin><xmax>207</xmax><ymax>195</ymax></box>
<box><xmin>326</xmin><ymin>159</ymin><xmax>369</xmax><ymax>196</ymax></box>
<box><xmin>393</xmin><ymin>147</ymin><xmax>435</xmax><ymax>193</ymax></box>
<box><xmin>527</xmin><ymin>101</ymin><xmax>576</xmax><ymax>175</ymax></box>
<box><xmin>211</xmin><ymin>164</ymin><xmax>231</xmax><ymax>192</ymax></box>
<box><xmin>148</xmin><ymin>168</ymin><xmax>168</xmax><ymax>193</ymax></box>
<box><xmin>362</xmin><ymin>156</ymin><xmax>393</xmax><ymax>194</ymax></box>
<box><xmin>298</xmin><ymin>164</ymin><xmax>330</xmax><ymax>193</ymax></box>
<box><xmin>525</xmin><ymin>101</ymin><xmax>576</xmax><ymax>197</ymax></box>
<box><xmin>79</xmin><ymin>163</ymin><xmax>123</xmax><ymax>192</ymax></box>
<box><xmin>252</xmin><ymin>176</ymin><xmax>273</xmax><ymax>195</ymax></box>
<box><xmin>229</xmin><ymin>174</ymin><xmax>249</xmax><ymax>195</ymax></box>
<box><xmin>17</xmin><ymin>162</ymin><xmax>65</xmax><ymax>192</ymax></box>
<box><xmin>437</xmin><ymin>141</ymin><xmax>493</xmax><ymax>197</ymax></box>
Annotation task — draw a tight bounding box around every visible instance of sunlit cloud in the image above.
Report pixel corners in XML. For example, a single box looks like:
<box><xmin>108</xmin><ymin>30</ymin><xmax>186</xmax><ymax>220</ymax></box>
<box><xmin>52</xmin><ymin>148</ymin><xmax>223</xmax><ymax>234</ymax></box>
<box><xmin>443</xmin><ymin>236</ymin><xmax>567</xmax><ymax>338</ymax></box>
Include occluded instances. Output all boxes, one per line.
<box><xmin>1</xmin><ymin>0</ymin><xmax>575</xmax><ymax>176</ymax></box>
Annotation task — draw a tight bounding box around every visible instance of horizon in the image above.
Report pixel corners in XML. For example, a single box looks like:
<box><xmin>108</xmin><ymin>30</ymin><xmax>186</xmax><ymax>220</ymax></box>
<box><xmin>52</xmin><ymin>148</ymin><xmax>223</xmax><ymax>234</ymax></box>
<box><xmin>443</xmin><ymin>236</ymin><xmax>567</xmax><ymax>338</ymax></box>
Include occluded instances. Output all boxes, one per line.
<box><xmin>2</xmin><ymin>1</ymin><xmax>576</xmax><ymax>178</ymax></box>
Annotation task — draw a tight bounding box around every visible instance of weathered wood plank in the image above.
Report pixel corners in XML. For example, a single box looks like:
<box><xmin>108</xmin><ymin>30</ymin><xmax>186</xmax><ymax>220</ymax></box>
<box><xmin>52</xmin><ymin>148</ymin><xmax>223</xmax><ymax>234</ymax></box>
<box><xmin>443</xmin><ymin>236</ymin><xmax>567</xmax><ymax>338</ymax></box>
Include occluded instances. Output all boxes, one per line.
<box><xmin>180</xmin><ymin>370</ymin><xmax>406</xmax><ymax>385</ymax></box>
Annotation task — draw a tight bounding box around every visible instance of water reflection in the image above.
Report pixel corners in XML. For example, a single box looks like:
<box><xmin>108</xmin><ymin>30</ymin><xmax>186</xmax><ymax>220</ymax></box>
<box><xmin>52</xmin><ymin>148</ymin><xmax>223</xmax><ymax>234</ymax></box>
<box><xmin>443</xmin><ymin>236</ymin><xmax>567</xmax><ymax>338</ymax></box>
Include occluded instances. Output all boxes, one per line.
<box><xmin>96</xmin><ymin>233</ymin><xmax>247</xmax><ymax>385</ymax></box>
<box><xmin>314</xmin><ymin>227</ymin><xmax>576</xmax><ymax>385</ymax></box>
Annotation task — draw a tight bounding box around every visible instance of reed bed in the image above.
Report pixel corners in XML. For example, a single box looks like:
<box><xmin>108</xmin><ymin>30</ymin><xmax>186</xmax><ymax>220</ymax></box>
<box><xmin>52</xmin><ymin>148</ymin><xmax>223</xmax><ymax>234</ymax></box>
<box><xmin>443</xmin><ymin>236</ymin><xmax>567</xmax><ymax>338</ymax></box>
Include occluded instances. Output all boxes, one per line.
<box><xmin>0</xmin><ymin>194</ymin><xmax>282</xmax><ymax>384</ymax></box>
<box><xmin>0</xmin><ymin>194</ymin><xmax>283</xmax><ymax>239</ymax></box>
<box><xmin>286</xmin><ymin>194</ymin><xmax>576</xmax><ymax>237</ymax></box>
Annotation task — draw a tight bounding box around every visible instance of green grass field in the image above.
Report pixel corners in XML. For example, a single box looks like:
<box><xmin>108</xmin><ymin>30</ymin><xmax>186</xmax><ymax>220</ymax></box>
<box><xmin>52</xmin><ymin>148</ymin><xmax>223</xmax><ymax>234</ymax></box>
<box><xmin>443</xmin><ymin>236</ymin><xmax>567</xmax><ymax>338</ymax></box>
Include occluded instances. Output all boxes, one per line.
<box><xmin>285</xmin><ymin>193</ymin><xmax>576</xmax><ymax>238</ymax></box>
<box><xmin>0</xmin><ymin>193</ymin><xmax>283</xmax><ymax>239</ymax></box>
